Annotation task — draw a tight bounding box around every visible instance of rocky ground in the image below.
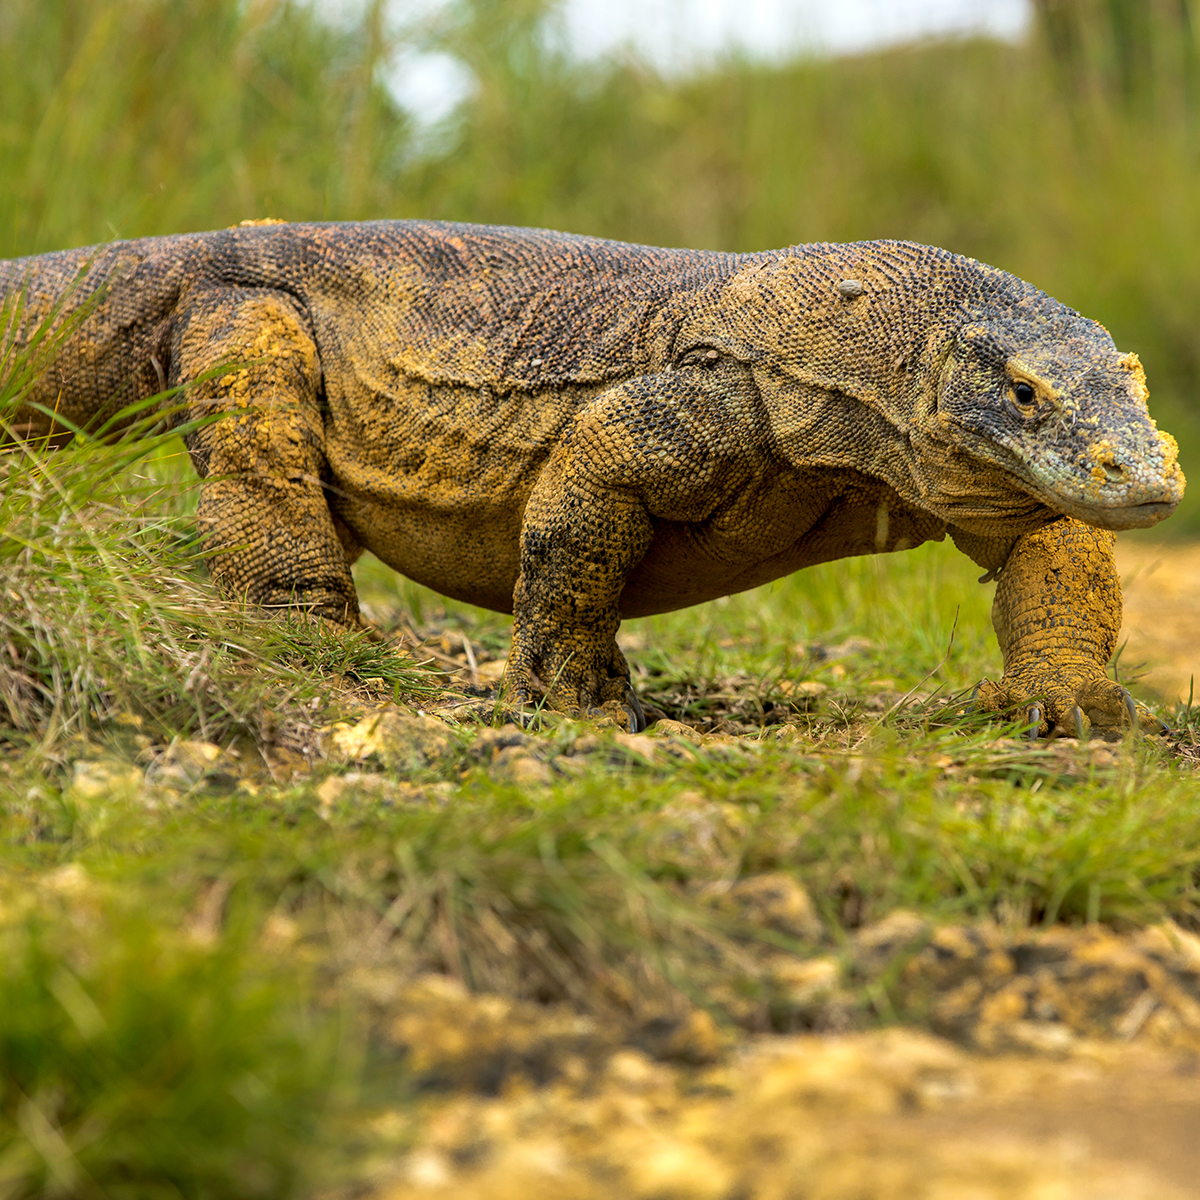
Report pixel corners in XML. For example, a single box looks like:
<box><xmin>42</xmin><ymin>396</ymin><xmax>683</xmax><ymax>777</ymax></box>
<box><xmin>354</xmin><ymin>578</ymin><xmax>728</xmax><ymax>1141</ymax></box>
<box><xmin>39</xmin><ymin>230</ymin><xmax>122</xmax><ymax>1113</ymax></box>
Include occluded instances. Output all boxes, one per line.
<box><xmin>326</xmin><ymin>914</ymin><xmax>1200</xmax><ymax>1200</ymax></box>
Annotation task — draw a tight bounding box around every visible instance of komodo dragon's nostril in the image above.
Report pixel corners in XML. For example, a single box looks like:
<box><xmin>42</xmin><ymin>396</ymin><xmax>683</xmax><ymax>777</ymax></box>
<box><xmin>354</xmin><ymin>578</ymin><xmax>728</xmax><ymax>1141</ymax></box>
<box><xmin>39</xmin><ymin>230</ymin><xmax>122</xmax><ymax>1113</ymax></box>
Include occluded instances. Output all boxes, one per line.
<box><xmin>1102</xmin><ymin>462</ymin><xmax>1125</xmax><ymax>483</ymax></box>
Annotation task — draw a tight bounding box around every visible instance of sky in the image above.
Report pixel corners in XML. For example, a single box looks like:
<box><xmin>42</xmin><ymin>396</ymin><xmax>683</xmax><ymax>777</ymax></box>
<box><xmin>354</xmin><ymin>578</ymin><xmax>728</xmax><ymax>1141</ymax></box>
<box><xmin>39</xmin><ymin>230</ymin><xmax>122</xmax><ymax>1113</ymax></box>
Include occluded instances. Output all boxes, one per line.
<box><xmin>370</xmin><ymin>0</ymin><xmax>1033</xmax><ymax>125</ymax></box>
<box><xmin>562</xmin><ymin>0</ymin><xmax>1029</xmax><ymax>65</ymax></box>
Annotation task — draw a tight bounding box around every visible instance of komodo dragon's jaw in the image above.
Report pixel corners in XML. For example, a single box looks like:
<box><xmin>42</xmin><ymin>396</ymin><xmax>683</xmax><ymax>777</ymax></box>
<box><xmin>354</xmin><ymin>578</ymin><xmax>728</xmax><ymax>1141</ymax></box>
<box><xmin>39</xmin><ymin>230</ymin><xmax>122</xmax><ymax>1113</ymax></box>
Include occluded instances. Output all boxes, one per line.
<box><xmin>935</xmin><ymin>317</ymin><xmax>1185</xmax><ymax>531</ymax></box>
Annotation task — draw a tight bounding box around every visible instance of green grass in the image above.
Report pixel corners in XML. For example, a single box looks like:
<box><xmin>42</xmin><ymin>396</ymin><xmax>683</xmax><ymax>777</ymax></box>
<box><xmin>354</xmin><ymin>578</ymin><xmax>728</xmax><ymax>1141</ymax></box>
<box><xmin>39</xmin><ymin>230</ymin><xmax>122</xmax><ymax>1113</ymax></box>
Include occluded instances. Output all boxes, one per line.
<box><xmin>0</xmin><ymin>370</ymin><xmax>434</xmax><ymax>766</ymax></box>
<box><xmin>5</xmin><ymin>506</ymin><xmax>1200</xmax><ymax>1193</ymax></box>
<box><xmin>4</xmin><ymin>1</ymin><xmax>1200</xmax><ymax>1193</ymax></box>
<box><xmin>0</xmin><ymin>893</ymin><xmax>341</xmax><ymax>1199</ymax></box>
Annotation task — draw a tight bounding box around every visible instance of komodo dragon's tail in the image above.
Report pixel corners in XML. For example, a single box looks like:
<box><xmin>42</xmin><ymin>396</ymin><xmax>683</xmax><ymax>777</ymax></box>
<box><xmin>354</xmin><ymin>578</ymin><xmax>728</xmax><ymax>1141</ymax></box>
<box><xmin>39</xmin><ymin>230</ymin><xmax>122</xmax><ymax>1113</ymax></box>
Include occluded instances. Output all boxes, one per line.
<box><xmin>0</xmin><ymin>237</ymin><xmax>202</xmax><ymax>443</ymax></box>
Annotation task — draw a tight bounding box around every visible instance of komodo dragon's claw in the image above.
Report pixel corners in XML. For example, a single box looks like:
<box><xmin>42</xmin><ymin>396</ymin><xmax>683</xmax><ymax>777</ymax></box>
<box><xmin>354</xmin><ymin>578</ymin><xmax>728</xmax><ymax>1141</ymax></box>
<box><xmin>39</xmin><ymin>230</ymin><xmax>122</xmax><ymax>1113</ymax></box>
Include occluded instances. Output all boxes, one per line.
<box><xmin>1025</xmin><ymin>705</ymin><xmax>1043</xmax><ymax>741</ymax></box>
<box><xmin>1069</xmin><ymin>705</ymin><xmax>1087</xmax><ymax>741</ymax></box>
<box><xmin>1121</xmin><ymin>688</ymin><xmax>1139</xmax><ymax>734</ymax></box>
<box><xmin>1115</xmin><ymin>686</ymin><xmax>1173</xmax><ymax>735</ymax></box>
<box><xmin>626</xmin><ymin>688</ymin><xmax>646</xmax><ymax>734</ymax></box>
<box><xmin>586</xmin><ymin>693</ymin><xmax>645</xmax><ymax>734</ymax></box>
<box><xmin>1099</xmin><ymin>684</ymin><xmax>1171</xmax><ymax>736</ymax></box>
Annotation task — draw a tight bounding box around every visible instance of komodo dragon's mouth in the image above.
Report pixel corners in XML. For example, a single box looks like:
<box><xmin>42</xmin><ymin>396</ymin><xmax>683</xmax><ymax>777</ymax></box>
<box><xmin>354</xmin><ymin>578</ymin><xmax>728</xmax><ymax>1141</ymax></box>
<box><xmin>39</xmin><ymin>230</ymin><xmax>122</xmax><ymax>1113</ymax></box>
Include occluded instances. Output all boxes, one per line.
<box><xmin>919</xmin><ymin>418</ymin><xmax>1184</xmax><ymax>533</ymax></box>
<box><xmin>1123</xmin><ymin>499</ymin><xmax>1181</xmax><ymax>523</ymax></box>
<box><xmin>1017</xmin><ymin>453</ymin><xmax>1185</xmax><ymax>531</ymax></box>
<box><xmin>972</xmin><ymin>420</ymin><xmax>1186</xmax><ymax>532</ymax></box>
<box><xmin>1055</xmin><ymin>496</ymin><xmax>1180</xmax><ymax>531</ymax></box>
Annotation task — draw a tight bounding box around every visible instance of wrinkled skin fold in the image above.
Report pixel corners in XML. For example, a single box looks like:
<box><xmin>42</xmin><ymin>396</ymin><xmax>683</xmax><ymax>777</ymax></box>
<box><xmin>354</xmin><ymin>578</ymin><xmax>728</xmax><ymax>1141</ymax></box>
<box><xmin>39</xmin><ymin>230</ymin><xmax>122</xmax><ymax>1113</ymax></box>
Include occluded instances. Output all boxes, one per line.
<box><xmin>0</xmin><ymin>221</ymin><xmax>1185</xmax><ymax>735</ymax></box>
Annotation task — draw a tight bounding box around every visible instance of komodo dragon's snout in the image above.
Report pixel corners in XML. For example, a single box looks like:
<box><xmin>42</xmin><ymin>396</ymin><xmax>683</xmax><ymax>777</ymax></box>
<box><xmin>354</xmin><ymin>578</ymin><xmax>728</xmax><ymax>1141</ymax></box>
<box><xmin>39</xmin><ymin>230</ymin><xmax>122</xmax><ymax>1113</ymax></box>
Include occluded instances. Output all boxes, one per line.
<box><xmin>936</xmin><ymin>317</ymin><xmax>1184</xmax><ymax>531</ymax></box>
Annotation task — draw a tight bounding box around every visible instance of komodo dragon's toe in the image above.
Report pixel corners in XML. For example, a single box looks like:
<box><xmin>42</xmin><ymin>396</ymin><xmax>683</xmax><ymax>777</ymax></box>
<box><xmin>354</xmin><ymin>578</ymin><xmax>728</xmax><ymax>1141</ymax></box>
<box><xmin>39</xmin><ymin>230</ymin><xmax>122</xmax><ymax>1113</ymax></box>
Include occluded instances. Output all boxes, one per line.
<box><xmin>974</xmin><ymin>674</ymin><xmax>1168</xmax><ymax>739</ymax></box>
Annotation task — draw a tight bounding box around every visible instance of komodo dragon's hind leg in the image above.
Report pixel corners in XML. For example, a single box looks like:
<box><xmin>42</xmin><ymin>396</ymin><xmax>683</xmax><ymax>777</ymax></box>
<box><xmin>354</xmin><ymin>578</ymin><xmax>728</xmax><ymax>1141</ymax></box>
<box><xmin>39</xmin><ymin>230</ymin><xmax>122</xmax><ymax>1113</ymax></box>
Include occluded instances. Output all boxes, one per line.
<box><xmin>172</xmin><ymin>287</ymin><xmax>362</xmax><ymax>625</ymax></box>
<box><xmin>974</xmin><ymin>517</ymin><xmax>1163</xmax><ymax>737</ymax></box>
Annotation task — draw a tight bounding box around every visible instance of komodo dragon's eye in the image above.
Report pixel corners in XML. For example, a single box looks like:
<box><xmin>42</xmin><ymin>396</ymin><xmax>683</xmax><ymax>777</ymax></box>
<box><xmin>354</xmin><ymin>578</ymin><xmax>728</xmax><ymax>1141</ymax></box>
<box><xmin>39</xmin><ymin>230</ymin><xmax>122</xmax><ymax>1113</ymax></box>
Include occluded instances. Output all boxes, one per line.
<box><xmin>1011</xmin><ymin>381</ymin><xmax>1038</xmax><ymax>412</ymax></box>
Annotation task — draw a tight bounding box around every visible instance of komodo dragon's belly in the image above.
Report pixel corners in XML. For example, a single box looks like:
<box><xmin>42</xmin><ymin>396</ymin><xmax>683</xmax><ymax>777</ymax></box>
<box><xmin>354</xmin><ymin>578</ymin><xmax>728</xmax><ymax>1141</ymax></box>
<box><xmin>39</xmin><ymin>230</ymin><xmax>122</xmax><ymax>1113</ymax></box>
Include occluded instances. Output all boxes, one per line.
<box><xmin>326</xmin><ymin>363</ymin><xmax>949</xmax><ymax>619</ymax></box>
<box><xmin>322</xmin><ymin>376</ymin><xmax>590</xmax><ymax>613</ymax></box>
<box><xmin>619</xmin><ymin>474</ymin><xmax>949</xmax><ymax>618</ymax></box>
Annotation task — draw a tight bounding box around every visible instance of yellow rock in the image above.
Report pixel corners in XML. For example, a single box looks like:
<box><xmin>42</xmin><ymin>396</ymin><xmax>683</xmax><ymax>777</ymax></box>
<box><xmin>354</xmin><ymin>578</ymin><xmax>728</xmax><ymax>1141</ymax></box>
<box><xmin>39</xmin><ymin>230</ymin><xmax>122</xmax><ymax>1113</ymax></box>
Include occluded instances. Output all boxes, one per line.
<box><xmin>650</xmin><ymin>718</ymin><xmax>704</xmax><ymax>744</ymax></box>
<box><xmin>329</xmin><ymin>710</ymin><xmax>456</xmax><ymax>771</ymax></box>
<box><xmin>769</xmin><ymin>955</ymin><xmax>841</xmax><ymax>1005</ymax></box>
<box><xmin>728</xmin><ymin>872</ymin><xmax>824</xmax><ymax>941</ymax></box>
<box><xmin>68</xmin><ymin>759</ymin><xmax>145</xmax><ymax>801</ymax></box>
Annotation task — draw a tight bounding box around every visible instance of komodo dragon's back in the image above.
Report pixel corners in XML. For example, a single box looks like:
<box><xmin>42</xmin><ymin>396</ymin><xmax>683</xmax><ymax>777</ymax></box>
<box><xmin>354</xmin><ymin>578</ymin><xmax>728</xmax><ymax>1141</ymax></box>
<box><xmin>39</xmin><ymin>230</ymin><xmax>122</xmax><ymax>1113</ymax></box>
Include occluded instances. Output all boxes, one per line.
<box><xmin>1</xmin><ymin>222</ymin><xmax>738</xmax><ymax>423</ymax></box>
<box><xmin>0</xmin><ymin>221</ymin><xmax>1185</xmax><ymax>736</ymax></box>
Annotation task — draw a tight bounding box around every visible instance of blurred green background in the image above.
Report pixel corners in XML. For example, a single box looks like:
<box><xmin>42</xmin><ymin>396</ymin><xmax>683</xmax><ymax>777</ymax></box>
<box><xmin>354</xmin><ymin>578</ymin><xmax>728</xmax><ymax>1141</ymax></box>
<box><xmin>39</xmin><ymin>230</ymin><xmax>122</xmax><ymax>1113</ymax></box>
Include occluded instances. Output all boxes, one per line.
<box><xmin>4</xmin><ymin>0</ymin><xmax>1198</xmax><ymax>526</ymax></box>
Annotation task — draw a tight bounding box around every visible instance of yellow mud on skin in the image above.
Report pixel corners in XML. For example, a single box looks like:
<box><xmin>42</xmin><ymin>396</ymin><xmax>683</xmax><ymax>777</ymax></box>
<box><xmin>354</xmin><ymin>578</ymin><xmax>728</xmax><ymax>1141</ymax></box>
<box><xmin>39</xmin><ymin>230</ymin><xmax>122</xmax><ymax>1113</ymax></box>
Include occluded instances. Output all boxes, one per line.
<box><xmin>974</xmin><ymin>518</ymin><xmax>1129</xmax><ymax>733</ymax></box>
<box><xmin>180</xmin><ymin>287</ymin><xmax>363</xmax><ymax>622</ymax></box>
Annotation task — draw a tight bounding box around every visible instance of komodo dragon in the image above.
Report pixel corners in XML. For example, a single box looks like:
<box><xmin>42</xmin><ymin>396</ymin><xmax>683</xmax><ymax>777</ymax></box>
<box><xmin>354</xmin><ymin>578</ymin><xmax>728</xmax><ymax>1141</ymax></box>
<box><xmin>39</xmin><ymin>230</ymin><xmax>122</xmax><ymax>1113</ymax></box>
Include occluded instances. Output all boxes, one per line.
<box><xmin>0</xmin><ymin>221</ymin><xmax>1185</xmax><ymax>735</ymax></box>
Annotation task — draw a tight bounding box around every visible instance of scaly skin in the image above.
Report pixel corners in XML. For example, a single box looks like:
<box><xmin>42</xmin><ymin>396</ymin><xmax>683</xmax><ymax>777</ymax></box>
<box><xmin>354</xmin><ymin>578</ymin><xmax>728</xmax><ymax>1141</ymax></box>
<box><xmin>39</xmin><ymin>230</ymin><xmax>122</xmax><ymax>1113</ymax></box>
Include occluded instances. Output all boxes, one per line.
<box><xmin>974</xmin><ymin>521</ymin><xmax>1128</xmax><ymax>735</ymax></box>
<box><xmin>0</xmin><ymin>221</ymin><xmax>1185</xmax><ymax>733</ymax></box>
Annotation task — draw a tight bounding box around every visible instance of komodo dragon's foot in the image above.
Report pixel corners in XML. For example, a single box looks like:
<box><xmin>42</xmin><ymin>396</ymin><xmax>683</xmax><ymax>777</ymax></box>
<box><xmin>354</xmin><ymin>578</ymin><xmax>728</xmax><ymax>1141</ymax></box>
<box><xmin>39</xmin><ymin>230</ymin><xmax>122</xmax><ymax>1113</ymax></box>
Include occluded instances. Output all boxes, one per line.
<box><xmin>974</xmin><ymin>672</ymin><xmax>1169</xmax><ymax>740</ymax></box>
<box><xmin>504</xmin><ymin>678</ymin><xmax>647</xmax><ymax>735</ymax></box>
<box><xmin>502</xmin><ymin>635</ymin><xmax>646</xmax><ymax>734</ymax></box>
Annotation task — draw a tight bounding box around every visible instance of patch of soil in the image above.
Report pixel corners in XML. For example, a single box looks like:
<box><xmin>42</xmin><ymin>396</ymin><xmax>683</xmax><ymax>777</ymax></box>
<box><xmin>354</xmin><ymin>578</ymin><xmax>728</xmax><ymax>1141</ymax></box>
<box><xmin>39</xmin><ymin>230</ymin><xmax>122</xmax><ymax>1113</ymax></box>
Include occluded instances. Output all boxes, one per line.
<box><xmin>333</xmin><ymin>985</ymin><xmax>1200</xmax><ymax>1200</ymax></box>
<box><xmin>320</xmin><ymin>913</ymin><xmax>1200</xmax><ymax>1200</ymax></box>
<box><xmin>1116</xmin><ymin>540</ymin><xmax>1200</xmax><ymax>704</ymax></box>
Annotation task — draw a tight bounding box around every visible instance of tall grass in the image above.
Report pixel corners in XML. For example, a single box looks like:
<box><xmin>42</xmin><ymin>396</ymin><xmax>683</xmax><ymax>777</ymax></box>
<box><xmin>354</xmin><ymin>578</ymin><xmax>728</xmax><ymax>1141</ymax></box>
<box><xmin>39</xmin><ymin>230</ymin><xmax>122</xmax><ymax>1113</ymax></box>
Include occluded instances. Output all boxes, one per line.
<box><xmin>0</xmin><ymin>900</ymin><xmax>342</xmax><ymax>1199</ymax></box>
<box><xmin>0</xmin><ymin>293</ymin><xmax>432</xmax><ymax>762</ymax></box>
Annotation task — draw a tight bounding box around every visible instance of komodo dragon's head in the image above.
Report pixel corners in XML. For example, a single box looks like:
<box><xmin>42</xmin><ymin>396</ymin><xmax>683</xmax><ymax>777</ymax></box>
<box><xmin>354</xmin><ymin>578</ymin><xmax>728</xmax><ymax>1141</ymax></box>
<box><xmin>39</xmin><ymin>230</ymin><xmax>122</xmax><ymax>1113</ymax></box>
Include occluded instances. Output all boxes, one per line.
<box><xmin>935</xmin><ymin>308</ymin><xmax>1184</xmax><ymax>530</ymax></box>
<box><xmin>708</xmin><ymin>243</ymin><xmax>1184</xmax><ymax>533</ymax></box>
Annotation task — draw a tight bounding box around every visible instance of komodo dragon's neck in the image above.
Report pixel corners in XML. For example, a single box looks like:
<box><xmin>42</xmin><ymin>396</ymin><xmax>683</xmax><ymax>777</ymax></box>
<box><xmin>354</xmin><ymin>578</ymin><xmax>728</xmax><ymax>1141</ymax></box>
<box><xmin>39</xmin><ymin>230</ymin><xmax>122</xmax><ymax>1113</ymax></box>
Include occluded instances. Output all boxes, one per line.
<box><xmin>691</xmin><ymin>240</ymin><xmax>1058</xmax><ymax>532</ymax></box>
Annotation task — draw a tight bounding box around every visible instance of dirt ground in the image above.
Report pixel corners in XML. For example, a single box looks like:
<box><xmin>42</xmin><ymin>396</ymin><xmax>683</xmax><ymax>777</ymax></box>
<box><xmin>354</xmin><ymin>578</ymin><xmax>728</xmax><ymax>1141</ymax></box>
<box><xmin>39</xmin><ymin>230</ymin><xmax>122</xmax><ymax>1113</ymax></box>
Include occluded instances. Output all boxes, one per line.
<box><xmin>1116</xmin><ymin>539</ymin><xmax>1200</xmax><ymax>705</ymax></box>
<box><xmin>358</xmin><ymin>1030</ymin><xmax>1200</xmax><ymax>1200</ymax></box>
<box><xmin>340</xmin><ymin>917</ymin><xmax>1200</xmax><ymax>1200</ymax></box>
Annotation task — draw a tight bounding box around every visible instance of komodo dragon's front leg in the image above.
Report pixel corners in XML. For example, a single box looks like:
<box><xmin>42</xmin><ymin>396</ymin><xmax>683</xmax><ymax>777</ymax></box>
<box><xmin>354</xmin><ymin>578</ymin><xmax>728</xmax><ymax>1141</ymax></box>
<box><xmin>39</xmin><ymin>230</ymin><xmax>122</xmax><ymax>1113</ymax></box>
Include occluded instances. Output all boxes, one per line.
<box><xmin>974</xmin><ymin>517</ymin><xmax>1149</xmax><ymax>736</ymax></box>
<box><xmin>505</xmin><ymin>360</ymin><xmax>761</xmax><ymax>730</ymax></box>
<box><xmin>173</xmin><ymin>287</ymin><xmax>361</xmax><ymax>624</ymax></box>
<box><xmin>507</xmin><ymin>441</ymin><xmax>653</xmax><ymax>730</ymax></box>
